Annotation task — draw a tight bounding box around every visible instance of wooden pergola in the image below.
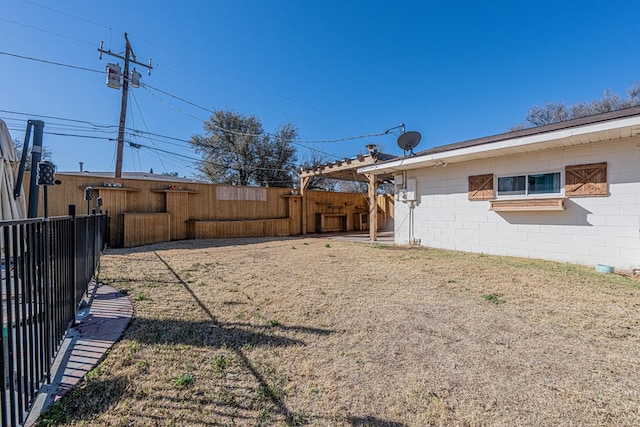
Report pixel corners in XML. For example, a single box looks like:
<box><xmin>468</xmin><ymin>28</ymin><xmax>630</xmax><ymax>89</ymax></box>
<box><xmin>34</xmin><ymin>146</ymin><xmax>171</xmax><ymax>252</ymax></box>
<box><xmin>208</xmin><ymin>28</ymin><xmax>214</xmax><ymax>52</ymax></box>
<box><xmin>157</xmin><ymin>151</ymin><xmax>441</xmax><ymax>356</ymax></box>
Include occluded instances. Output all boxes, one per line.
<box><xmin>298</xmin><ymin>151</ymin><xmax>396</xmax><ymax>241</ymax></box>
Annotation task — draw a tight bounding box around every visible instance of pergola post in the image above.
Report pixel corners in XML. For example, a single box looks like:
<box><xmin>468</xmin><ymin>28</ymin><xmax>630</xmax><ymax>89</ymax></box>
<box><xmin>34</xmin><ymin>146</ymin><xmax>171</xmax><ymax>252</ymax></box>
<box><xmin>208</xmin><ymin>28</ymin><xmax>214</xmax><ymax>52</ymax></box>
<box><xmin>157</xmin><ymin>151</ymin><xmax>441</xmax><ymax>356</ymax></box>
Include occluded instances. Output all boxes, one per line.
<box><xmin>367</xmin><ymin>173</ymin><xmax>378</xmax><ymax>241</ymax></box>
<box><xmin>300</xmin><ymin>176</ymin><xmax>310</xmax><ymax>235</ymax></box>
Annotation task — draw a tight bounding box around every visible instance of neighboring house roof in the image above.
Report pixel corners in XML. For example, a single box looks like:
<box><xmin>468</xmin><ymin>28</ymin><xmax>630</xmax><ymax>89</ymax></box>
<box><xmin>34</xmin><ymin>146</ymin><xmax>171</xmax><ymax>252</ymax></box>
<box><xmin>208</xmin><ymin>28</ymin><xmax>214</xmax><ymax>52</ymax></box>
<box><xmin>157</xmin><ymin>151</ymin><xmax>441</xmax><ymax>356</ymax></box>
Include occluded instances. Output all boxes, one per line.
<box><xmin>359</xmin><ymin>106</ymin><xmax>640</xmax><ymax>175</ymax></box>
<box><xmin>57</xmin><ymin>171</ymin><xmax>205</xmax><ymax>183</ymax></box>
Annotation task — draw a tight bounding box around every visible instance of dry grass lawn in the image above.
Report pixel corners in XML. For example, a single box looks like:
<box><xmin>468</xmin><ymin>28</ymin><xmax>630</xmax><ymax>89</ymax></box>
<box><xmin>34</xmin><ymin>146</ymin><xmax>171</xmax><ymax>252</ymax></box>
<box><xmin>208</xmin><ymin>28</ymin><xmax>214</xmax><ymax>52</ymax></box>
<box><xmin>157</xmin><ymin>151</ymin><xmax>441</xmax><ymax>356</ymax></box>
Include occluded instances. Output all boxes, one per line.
<box><xmin>40</xmin><ymin>237</ymin><xmax>640</xmax><ymax>426</ymax></box>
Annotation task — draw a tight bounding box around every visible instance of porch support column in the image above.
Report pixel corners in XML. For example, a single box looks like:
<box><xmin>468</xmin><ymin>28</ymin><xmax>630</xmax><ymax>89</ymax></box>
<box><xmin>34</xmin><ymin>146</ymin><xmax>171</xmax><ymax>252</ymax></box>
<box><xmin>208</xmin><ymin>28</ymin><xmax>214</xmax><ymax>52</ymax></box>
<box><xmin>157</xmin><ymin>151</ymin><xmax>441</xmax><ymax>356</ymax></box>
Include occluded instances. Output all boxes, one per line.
<box><xmin>367</xmin><ymin>173</ymin><xmax>378</xmax><ymax>241</ymax></box>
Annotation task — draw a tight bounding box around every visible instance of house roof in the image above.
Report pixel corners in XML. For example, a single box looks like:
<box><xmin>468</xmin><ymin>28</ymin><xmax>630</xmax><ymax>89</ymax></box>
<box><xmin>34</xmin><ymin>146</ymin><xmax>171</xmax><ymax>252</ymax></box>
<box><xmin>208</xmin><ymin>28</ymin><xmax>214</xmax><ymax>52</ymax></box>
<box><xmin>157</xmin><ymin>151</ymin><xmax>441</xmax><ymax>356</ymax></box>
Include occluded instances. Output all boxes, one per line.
<box><xmin>358</xmin><ymin>106</ymin><xmax>640</xmax><ymax>175</ymax></box>
<box><xmin>57</xmin><ymin>171</ymin><xmax>205</xmax><ymax>183</ymax></box>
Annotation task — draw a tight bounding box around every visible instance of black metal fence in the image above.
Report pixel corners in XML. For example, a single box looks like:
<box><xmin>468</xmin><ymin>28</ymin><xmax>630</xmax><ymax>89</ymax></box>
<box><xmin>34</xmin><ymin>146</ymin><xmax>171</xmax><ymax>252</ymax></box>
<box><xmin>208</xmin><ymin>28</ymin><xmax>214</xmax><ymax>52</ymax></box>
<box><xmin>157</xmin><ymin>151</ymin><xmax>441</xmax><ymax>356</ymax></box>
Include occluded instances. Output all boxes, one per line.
<box><xmin>0</xmin><ymin>207</ymin><xmax>108</xmax><ymax>427</ymax></box>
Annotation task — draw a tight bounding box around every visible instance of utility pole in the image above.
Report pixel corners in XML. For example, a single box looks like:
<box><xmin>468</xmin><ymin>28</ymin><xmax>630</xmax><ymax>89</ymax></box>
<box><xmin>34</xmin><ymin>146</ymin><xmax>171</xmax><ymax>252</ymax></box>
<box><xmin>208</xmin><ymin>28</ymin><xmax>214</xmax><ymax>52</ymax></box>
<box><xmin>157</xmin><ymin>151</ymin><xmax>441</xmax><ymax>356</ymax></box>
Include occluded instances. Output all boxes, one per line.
<box><xmin>98</xmin><ymin>33</ymin><xmax>152</xmax><ymax>178</ymax></box>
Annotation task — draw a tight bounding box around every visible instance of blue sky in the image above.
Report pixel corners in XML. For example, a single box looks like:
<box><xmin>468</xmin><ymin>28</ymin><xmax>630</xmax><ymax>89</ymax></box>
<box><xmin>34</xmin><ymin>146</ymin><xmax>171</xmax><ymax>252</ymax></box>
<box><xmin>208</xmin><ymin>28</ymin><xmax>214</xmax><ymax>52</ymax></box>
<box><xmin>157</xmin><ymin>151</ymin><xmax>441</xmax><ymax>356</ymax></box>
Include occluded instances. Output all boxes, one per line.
<box><xmin>1</xmin><ymin>0</ymin><xmax>639</xmax><ymax>179</ymax></box>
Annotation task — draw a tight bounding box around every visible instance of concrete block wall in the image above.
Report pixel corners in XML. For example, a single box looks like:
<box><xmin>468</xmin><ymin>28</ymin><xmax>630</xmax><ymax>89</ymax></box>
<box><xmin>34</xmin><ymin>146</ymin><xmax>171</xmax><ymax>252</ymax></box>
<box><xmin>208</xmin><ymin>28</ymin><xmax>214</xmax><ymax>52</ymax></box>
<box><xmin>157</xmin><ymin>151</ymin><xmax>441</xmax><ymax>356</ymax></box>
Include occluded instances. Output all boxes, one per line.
<box><xmin>394</xmin><ymin>137</ymin><xmax>640</xmax><ymax>270</ymax></box>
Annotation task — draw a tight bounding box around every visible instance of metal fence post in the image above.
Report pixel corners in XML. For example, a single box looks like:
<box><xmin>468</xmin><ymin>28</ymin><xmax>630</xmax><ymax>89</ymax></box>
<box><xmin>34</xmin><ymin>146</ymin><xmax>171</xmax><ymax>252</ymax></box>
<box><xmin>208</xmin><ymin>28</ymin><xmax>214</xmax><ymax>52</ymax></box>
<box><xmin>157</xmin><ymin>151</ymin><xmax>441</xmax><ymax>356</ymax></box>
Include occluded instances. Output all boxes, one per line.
<box><xmin>69</xmin><ymin>205</ymin><xmax>78</xmax><ymax>324</ymax></box>
<box><xmin>43</xmin><ymin>218</ymin><xmax>52</xmax><ymax>386</ymax></box>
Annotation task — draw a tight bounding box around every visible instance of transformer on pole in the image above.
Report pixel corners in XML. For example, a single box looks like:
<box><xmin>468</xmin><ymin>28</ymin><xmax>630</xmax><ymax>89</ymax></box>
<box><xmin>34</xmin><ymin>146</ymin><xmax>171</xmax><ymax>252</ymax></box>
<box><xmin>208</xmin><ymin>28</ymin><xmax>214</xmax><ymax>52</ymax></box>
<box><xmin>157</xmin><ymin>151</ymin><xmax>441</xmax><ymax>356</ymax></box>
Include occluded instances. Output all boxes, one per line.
<box><xmin>98</xmin><ymin>34</ymin><xmax>152</xmax><ymax>178</ymax></box>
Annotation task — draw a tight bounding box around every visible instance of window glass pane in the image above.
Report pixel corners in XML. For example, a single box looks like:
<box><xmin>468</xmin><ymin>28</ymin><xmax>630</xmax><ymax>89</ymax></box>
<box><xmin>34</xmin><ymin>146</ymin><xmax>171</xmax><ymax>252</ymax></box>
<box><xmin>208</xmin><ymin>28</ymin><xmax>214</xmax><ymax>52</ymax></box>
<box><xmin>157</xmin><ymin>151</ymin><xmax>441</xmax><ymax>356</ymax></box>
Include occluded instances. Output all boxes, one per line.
<box><xmin>528</xmin><ymin>172</ymin><xmax>561</xmax><ymax>194</ymax></box>
<box><xmin>497</xmin><ymin>175</ymin><xmax>526</xmax><ymax>196</ymax></box>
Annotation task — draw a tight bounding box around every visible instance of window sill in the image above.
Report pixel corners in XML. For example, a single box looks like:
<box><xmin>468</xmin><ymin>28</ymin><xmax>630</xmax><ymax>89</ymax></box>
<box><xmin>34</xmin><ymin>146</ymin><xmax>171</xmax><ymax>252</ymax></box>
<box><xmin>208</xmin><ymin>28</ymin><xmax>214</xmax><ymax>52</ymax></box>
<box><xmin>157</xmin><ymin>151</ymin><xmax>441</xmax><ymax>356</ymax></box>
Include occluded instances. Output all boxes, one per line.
<box><xmin>489</xmin><ymin>197</ymin><xmax>566</xmax><ymax>212</ymax></box>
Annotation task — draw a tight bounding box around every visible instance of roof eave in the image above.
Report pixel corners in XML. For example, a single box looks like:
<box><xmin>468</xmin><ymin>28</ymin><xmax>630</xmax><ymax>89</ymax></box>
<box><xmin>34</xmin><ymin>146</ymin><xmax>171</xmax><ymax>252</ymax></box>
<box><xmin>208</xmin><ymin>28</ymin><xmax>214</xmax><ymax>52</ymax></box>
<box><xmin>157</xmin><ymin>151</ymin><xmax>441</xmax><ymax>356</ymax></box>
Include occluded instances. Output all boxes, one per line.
<box><xmin>358</xmin><ymin>114</ymin><xmax>640</xmax><ymax>175</ymax></box>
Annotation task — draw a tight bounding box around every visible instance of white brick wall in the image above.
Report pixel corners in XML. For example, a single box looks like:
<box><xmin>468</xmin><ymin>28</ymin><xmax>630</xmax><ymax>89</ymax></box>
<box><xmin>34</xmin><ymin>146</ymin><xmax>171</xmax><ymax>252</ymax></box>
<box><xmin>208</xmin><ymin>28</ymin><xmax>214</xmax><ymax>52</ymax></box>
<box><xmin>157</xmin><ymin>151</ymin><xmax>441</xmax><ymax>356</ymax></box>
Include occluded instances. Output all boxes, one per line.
<box><xmin>394</xmin><ymin>138</ymin><xmax>640</xmax><ymax>270</ymax></box>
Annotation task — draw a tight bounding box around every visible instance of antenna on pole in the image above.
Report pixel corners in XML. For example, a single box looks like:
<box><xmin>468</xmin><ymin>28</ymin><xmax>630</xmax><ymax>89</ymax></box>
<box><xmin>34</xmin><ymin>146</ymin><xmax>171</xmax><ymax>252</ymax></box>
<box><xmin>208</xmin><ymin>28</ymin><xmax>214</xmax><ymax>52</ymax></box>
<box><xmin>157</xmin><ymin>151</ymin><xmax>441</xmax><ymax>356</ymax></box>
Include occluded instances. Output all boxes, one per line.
<box><xmin>98</xmin><ymin>33</ymin><xmax>153</xmax><ymax>178</ymax></box>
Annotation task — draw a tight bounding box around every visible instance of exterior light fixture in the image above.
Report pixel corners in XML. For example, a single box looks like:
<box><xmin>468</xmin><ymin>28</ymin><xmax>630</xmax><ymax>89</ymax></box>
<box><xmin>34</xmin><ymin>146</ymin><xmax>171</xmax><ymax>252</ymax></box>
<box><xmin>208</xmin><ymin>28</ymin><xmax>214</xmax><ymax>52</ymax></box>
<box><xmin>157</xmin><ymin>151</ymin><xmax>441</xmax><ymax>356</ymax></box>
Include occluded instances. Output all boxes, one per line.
<box><xmin>37</xmin><ymin>161</ymin><xmax>55</xmax><ymax>186</ymax></box>
<box><xmin>37</xmin><ymin>161</ymin><xmax>56</xmax><ymax>218</ymax></box>
<box><xmin>84</xmin><ymin>186</ymin><xmax>94</xmax><ymax>215</ymax></box>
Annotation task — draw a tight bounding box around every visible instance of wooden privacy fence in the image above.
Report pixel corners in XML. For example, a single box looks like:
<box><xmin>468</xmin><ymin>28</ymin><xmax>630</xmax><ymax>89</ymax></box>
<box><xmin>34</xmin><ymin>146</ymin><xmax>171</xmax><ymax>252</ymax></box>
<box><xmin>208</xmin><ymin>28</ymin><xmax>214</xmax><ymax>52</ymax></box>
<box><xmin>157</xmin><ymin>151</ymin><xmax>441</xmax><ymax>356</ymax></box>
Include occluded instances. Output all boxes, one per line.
<box><xmin>186</xmin><ymin>218</ymin><xmax>292</xmax><ymax>239</ymax></box>
<box><xmin>24</xmin><ymin>173</ymin><xmax>394</xmax><ymax>248</ymax></box>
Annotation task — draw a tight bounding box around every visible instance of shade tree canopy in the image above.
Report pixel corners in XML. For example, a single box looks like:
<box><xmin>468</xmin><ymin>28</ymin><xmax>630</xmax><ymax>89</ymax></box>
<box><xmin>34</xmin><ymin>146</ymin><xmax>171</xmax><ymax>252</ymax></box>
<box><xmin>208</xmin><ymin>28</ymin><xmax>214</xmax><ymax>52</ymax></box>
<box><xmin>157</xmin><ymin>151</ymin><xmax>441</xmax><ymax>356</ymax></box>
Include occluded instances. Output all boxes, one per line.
<box><xmin>191</xmin><ymin>110</ymin><xmax>297</xmax><ymax>187</ymax></box>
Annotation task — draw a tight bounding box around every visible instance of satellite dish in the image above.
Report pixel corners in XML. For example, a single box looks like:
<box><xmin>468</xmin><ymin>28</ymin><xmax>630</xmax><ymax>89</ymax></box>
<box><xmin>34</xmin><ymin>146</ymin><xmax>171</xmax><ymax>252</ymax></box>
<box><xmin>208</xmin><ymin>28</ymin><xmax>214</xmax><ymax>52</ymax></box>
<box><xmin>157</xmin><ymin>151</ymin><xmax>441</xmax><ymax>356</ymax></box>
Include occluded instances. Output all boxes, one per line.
<box><xmin>397</xmin><ymin>131</ymin><xmax>421</xmax><ymax>156</ymax></box>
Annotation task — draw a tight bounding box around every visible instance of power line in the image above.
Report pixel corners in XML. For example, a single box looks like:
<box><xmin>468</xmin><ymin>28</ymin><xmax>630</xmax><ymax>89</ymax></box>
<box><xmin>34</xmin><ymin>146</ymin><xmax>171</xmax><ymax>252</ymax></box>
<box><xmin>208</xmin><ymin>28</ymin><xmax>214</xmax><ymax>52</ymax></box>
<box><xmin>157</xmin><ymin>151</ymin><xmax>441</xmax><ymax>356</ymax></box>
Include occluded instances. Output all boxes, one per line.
<box><xmin>4</xmin><ymin>108</ymin><xmax>355</xmax><ymax>168</ymax></box>
<box><xmin>20</xmin><ymin>0</ymin><xmax>115</xmax><ymax>32</ymax></box>
<box><xmin>141</xmin><ymin>83</ymin><xmax>403</xmax><ymax>143</ymax></box>
<box><xmin>0</xmin><ymin>109</ymin><xmax>115</xmax><ymax>128</ymax></box>
<box><xmin>2</xmin><ymin>108</ymin><xmax>190</xmax><ymax>150</ymax></box>
<box><xmin>0</xmin><ymin>48</ymin><xmax>400</xmax><ymax>148</ymax></box>
<box><xmin>142</xmin><ymin>83</ymin><xmax>212</xmax><ymax>114</ymax></box>
<box><xmin>0</xmin><ymin>16</ymin><xmax>95</xmax><ymax>47</ymax></box>
<box><xmin>5</xmin><ymin>127</ymin><xmax>115</xmax><ymax>142</ymax></box>
<box><xmin>141</xmin><ymin>84</ymin><xmax>208</xmax><ymax>123</ymax></box>
<box><xmin>149</xmin><ymin>65</ymin><xmax>358</xmax><ymax>137</ymax></box>
<box><xmin>133</xmin><ymin>45</ymin><xmax>376</xmax><ymax>134</ymax></box>
<box><xmin>3</xmin><ymin>117</ymin><xmax>102</xmax><ymax>133</ymax></box>
<box><xmin>140</xmin><ymin>86</ymin><xmax>337</xmax><ymax>162</ymax></box>
<box><xmin>5</xmin><ymin>114</ymin><xmax>299</xmax><ymax>177</ymax></box>
<box><xmin>2</xmin><ymin>107</ymin><xmax>344</xmax><ymax>163</ymax></box>
<box><xmin>12</xmin><ymin>2</ymin><xmax>376</xmax><ymax>136</ymax></box>
<box><xmin>0</xmin><ymin>50</ymin><xmax>102</xmax><ymax>73</ymax></box>
<box><xmin>139</xmin><ymin>87</ymin><xmax>343</xmax><ymax>158</ymax></box>
<box><xmin>5</xmin><ymin>120</ymin><xmax>329</xmax><ymax>182</ymax></box>
<box><xmin>126</xmin><ymin>129</ymin><xmax>191</xmax><ymax>145</ymax></box>
<box><xmin>132</xmin><ymin>141</ymin><xmax>294</xmax><ymax>175</ymax></box>
<box><xmin>130</xmin><ymin>89</ymin><xmax>171</xmax><ymax>173</ymax></box>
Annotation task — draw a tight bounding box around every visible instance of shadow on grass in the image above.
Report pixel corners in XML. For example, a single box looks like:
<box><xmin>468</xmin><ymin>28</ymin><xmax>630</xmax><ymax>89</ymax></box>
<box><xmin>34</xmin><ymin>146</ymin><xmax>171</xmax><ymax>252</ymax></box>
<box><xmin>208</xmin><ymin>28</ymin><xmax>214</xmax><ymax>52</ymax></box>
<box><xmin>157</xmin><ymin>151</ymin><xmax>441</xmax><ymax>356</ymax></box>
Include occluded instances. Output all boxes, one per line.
<box><xmin>44</xmin><ymin>249</ymin><xmax>337</xmax><ymax>426</ymax></box>
<box><xmin>38</xmin><ymin>375</ymin><xmax>129</xmax><ymax>426</ymax></box>
<box><xmin>44</xmin><ymin>243</ymin><xmax>415</xmax><ymax>426</ymax></box>
<box><xmin>105</xmin><ymin>232</ymin><xmax>389</xmax><ymax>254</ymax></box>
<box><xmin>107</xmin><ymin>235</ymin><xmax>311</xmax><ymax>253</ymax></box>
<box><xmin>225</xmin><ymin>321</ymin><xmax>335</xmax><ymax>336</ymax></box>
<box><xmin>347</xmin><ymin>415</ymin><xmax>407</xmax><ymax>427</ymax></box>
<box><xmin>150</xmin><ymin>250</ymin><xmax>328</xmax><ymax>425</ymax></box>
<box><xmin>127</xmin><ymin>317</ymin><xmax>316</xmax><ymax>349</ymax></box>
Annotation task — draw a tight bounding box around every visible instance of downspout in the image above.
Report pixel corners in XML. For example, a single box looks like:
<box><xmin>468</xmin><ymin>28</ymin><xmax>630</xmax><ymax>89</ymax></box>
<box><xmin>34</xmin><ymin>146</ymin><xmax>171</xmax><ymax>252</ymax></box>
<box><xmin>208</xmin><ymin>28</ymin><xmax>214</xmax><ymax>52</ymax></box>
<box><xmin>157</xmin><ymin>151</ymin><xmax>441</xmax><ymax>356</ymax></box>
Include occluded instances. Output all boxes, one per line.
<box><xmin>408</xmin><ymin>201</ymin><xmax>420</xmax><ymax>245</ymax></box>
<box><xmin>402</xmin><ymin>170</ymin><xmax>420</xmax><ymax>245</ymax></box>
<box><xmin>300</xmin><ymin>176</ymin><xmax>309</xmax><ymax>235</ymax></box>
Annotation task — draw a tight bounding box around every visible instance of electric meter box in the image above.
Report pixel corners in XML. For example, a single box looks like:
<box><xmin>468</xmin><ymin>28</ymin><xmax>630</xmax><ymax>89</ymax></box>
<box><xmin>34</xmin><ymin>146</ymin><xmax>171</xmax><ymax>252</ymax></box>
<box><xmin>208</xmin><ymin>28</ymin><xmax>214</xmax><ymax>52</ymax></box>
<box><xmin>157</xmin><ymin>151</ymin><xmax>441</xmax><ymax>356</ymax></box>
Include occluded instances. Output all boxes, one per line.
<box><xmin>405</xmin><ymin>178</ymin><xmax>417</xmax><ymax>201</ymax></box>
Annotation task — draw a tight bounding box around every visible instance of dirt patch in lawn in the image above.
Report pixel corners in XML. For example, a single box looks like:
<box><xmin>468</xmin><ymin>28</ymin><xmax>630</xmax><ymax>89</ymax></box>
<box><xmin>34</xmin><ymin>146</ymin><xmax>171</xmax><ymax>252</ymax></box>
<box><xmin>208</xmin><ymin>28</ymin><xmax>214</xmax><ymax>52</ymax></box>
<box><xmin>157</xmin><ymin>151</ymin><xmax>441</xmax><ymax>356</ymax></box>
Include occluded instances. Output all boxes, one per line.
<box><xmin>40</xmin><ymin>237</ymin><xmax>640</xmax><ymax>426</ymax></box>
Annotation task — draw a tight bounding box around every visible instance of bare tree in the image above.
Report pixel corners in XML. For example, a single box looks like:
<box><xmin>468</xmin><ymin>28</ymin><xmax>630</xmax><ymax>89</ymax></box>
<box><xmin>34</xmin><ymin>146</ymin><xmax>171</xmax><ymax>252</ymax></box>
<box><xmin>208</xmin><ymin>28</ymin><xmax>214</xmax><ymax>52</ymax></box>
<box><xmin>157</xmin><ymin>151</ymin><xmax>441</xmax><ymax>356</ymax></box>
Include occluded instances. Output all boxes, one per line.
<box><xmin>514</xmin><ymin>83</ymin><xmax>640</xmax><ymax>129</ymax></box>
<box><xmin>298</xmin><ymin>151</ymin><xmax>338</xmax><ymax>191</ymax></box>
<box><xmin>570</xmin><ymin>101</ymin><xmax>592</xmax><ymax>119</ymax></box>
<box><xmin>590</xmin><ymin>88</ymin><xmax>622</xmax><ymax>114</ymax></box>
<box><xmin>626</xmin><ymin>83</ymin><xmax>640</xmax><ymax>105</ymax></box>
<box><xmin>525</xmin><ymin>102</ymin><xmax>569</xmax><ymax>127</ymax></box>
<box><xmin>13</xmin><ymin>139</ymin><xmax>53</xmax><ymax>171</ymax></box>
<box><xmin>335</xmin><ymin>180</ymin><xmax>368</xmax><ymax>193</ymax></box>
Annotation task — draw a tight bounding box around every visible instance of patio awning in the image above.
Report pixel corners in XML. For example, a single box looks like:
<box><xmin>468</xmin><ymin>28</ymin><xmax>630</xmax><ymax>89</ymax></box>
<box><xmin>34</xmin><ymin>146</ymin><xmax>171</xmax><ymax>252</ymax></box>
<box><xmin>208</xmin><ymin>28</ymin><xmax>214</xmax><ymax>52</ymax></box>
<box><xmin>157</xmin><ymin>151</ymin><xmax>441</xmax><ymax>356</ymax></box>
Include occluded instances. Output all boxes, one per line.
<box><xmin>297</xmin><ymin>149</ymin><xmax>398</xmax><ymax>242</ymax></box>
<box><xmin>298</xmin><ymin>151</ymin><xmax>397</xmax><ymax>187</ymax></box>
